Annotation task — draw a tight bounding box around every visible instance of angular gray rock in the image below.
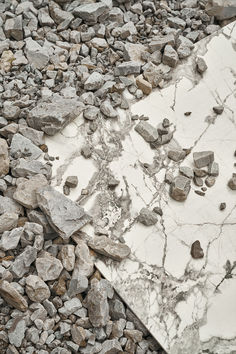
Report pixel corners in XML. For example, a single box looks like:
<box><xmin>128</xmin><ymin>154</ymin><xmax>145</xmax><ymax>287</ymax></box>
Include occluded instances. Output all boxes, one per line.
<box><xmin>74</xmin><ymin>240</ymin><xmax>94</xmax><ymax>277</ymax></box>
<box><xmin>11</xmin><ymin>246</ymin><xmax>37</xmax><ymax>278</ymax></box>
<box><xmin>179</xmin><ymin>166</ymin><xmax>194</xmax><ymax>179</ymax></box>
<box><xmin>196</xmin><ymin>57</ymin><xmax>208</xmax><ymax>74</ymax></box>
<box><xmin>135</xmin><ymin>121</ymin><xmax>159</xmax><ymax>143</ymax></box>
<box><xmin>58</xmin><ymin>298</ymin><xmax>82</xmax><ymax>316</ymax></box>
<box><xmin>11</xmin><ymin>158</ymin><xmax>52</xmax><ymax>179</ymax></box>
<box><xmin>87</xmin><ymin>279</ymin><xmax>110</xmax><ymax>328</ymax></box>
<box><xmin>59</xmin><ymin>245</ymin><xmax>75</xmax><ymax>272</ymax></box>
<box><xmin>25</xmin><ymin>275</ymin><xmax>50</xmax><ymax>302</ymax></box>
<box><xmin>36</xmin><ymin>186</ymin><xmax>91</xmax><ymax>239</ymax></box>
<box><xmin>168</xmin><ymin>149</ymin><xmax>186</xmax><ymax>162</ymax></box>
<box><xmin>84</xmin><ymin>72</ymin><xmax>104</xmax><ymax>91</ymax></box>
<box><xmin>138</xmin><ymin>208</ymin><xmax>158</xmax><ymax>226</ymax></box>
<box><xmin>100</xmin><ymin>339</ymin><xmax>122</xmax><ymax>354</ymax></box>
<box><xmin>114</xmin><ymin>61</ymin><xmax>141</xmax><ymax>76</ymax></box>
<box><xmin>206</xmin><ymin>0</ymin><xmax>236</xmax><ymax>20</ymax></box>
<box><xmin>162</xmin><ymin>45</ymin><xmax>179</xmax><ymax>68</ymax></box>
<box><xmin>0</xmin><ymin>280</ymin><xmax>28</xmax><ymax>311</ymax></box>
<box><xmin>0</xmin><ymin>196</ymin><xmax>24</xmax><ymax>216</ymax></box>
<box><xmin>65</xmin><ymin>176</ymin><xmax>78</xmax><ymax>188</ymax></box>
<box><xmin>27</xmin><ymin>96</ymin><xmax>85</xmax><ymax>136</ymax></box>
<box><xmin>170</xmin><ymin>175</ymin><xmax>191</xmax><ymax>202</ymax></box>
<box><xmin>0</xmin><ymin>212</ymin><xmax>18</xmax><ymax>233</ymax></box>
<box><xmin>0</xmin><ymin>138</ymin><xmax>9</xmax><ymax>177</ymax></box>
<box><xmin>228</xmin><ymin>173</ymin><xmax>236</xmax><ymax>190</ymax></box>
<box><xmin>0</xmin><ymin>227</ymin><xmax>23</xmax><ymax>251</ymax></box>
<box><xmin>10</xmin><ymin>133</ymin><xmax>42</xmax><ymax>161</ymax></box>
<box><xmin>36</xmin><ymin>251</ymin><xmax>63</xmax><ymax>281</ymax></box>
<box><xmin>88</xmin><ymin>236</ymin><xmax>131</xmax><ymax>261</ymax></box>
<box><xmin>208</xmin><ymin>161</ymin><xmax>219</xmax><ymax>176</ymax></box>
<box><xmin>24</xmin><ymin>38</ymin><xmax>49</xmax><ymax>70</ymax></box>
<box><xmin>149</xmin><ymin>34</ymin><xmax>175</xmax><ymax>52</ymax></box>
<box><xmin>193</xmin><ymin>151</ymin><xmax>214</xmax><ymax>168</ymax></box>
<box><xmin>8</xmin><ymin>317</ymin><xmax>26</xmax><ymax>348</ymax></box>
<box><xmin>213</xmin><ymin>105</ymin><xmax>224</xmax><ymax>114</ymax></box>
<box><xmin>68</xmin><ymin>275</ymin><xmax>88</xmax><ymax>297</ymax></box>
<box><xmin>18</xmin><ymin>126</ymin><xmax>44</xmax><ymax>146</ymax></box>
<box><xmin>13</xmin><ymin>174</ymin><xmax>48</xmax><ymax>209</ymax></box>
<box><xmin>100</xmin><ymin>101</ymin><xmax>118</xmax><ymax>118</ymax></box>
<box><xmin>84</xmin><ymin>106</ymin><xmax>100</xmax><ymax>121</ymax></box>
<box><xmin>4</xmin><ymin>15</ymin><xmax>23</xmax><ymax>41</ymax></box>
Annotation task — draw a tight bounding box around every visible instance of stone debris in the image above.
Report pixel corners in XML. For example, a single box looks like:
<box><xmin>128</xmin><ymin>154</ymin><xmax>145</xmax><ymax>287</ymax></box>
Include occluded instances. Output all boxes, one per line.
<box><xmin>193</xmin><ymin>151</ymin><xmax>214</xmax><ymax>168</ymax></box>
<box><xmin>168</xmin><ymin>149</ymin><xmax>186</xmax><ymax>162</ymax></box>
<box><xmin>87</xmin><ymin>279</ymin><xmax>110</xmax><ymax>328</ymax></box>
<box><xmin>228</xmin><ymin>173</ymin><xmax>236</xmax><ymax>190</ymax></box>
<box><xmin>25</xmin><ymin>275</ymin><xmax>50</xmax><ymax>302</ymax></box>
<box><xmin>170</xmin><ymin>176</ymin><xmax>191</xmax><ymax>202</ymax></box>
<box><xmin>88</xmin><ymin>236</ymin><xmax>131</xmax><ymax>261</ymax></box>
<box><xmin>36</xmin><ymin>251</ymin><xmax>63</xmax><ymax>281</ymax></box>
<box><xmin>213</xmin><ymin>105</ymin><xmax>224</xmax><ymax>114</ymax></box>
<box><xmin>0</xmin><ymin>138</ymin><xmax>10</xmax><ymax>177</ymax></box>
<box><xmin>205</xmin><ymin>176</ymin><xmax>216</xmax><ymax>187</ymax></box>
<box><xmin>0</xmin><ymin>227</ymin><xmax>23</xmax><ymax>251</ymax></box>
<box><xmin>220</xmin><ymin>202</ymin><xmax>226</xmax><ymax>210</ymax></box>
<box><xmin>138</xmin><ymin>208</ymin><xmax>158</xmax><ymax>226</ymax></box>
<box><xmin>191</xmin><ymin>240</ymin><xmax>204</xmax><ymax>259</ymax></box>
<box><xmin>0</xmin><ymin>280</ymin><xmax>28</xmax><ymax>311</ymax></box>
<box><xmin>196</xmin><ymin>57</ymin><xmax>208</xmax><ymax>74</ymax></box>
<box><xmin>135</xmin><ymin>121</ymin><xmax>159</xmax><ymax>143</ymax></box>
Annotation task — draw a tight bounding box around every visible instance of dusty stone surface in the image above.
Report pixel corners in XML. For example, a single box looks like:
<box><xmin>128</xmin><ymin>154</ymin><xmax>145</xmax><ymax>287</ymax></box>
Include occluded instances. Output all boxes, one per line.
<box><xmin>88</xmin><ymin>236</ymin><xmax>131</xmax><ymax>261</ymax></box>
<box><xmin>25</xmin><ymin>275</ymin><xmax>50</xmax><ymax>302</ymax></box>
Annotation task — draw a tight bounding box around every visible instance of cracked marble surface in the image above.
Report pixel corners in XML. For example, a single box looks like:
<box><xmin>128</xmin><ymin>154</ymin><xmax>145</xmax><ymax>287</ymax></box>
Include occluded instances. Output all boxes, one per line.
<box><xmin>46</xmin><ymin>22</ymin><xmax>236</xmax><ymax>354</ymax></box>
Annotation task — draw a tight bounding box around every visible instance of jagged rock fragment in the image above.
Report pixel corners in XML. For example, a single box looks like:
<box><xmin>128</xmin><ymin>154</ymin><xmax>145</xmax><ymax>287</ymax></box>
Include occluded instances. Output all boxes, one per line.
<box><xmin>0</xmin><ymin>138</ymin><xmax>9</xmax><ymax>177</ymax></box>
<box><xmin>191</xmin><ymin>240</ymin><xmax>204</xmax><ymax>259</ymax></box>
<box><xmin>36</xmin><ymin>251</ymin><xmax>63</xmax><ymax>281</ymax></box>
<box><xmin>228</xmin><ymin>173</ymin><xmax>236</xmax><ymax>190</ymax></box>
<box><xmin>170</xmin><ymin>176</ymin><xmax>191</xmax><ymax>201</ymax></box>
<box><xmin>87</xmin><ymin>279</ymin><xmax>109</xmax><ymax>327</ymax></box>
<box><xmin>0</xmin><ymin>280</ymin><xmax>28</xmax><ymax>311</ymax></box>
<box><xmin>138</xmin><ymin>208</ymin><xmax>158</xmax><ymax>226</ymax></box>
<box><xmin>88</xmin><ymin>236</ymin><xmax>130</xmax><ymax>261</ymax></box>
<box><xmin>135</xmin><ymin>121</ymin><xmax>158</xmax><ymax>143</ymax></box>
<box><xmin>25</xmin><ymin>275</ymin><xmax>50</xmax><ymax>302</ymax></box>
<box><xmin>193</xmin><ymin>151</ymin><xmax>214</xmax><ymax>168</ymax></box>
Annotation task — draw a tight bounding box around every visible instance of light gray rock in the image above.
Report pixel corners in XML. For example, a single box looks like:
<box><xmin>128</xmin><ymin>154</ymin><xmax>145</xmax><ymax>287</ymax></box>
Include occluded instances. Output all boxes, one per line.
<box><xmin>73</xmin><ymin>3</ymin><xmax>109</xmax><ymax>23</ymax></box>
<box><xmin>0</xmin><ymin>227</ymin><xmax>23</xmax><ymax>251</ymax></box>
<box><xmin>27</xmin><ymin>210</ymin><xmax>54</xmax><ymax>235</ymax></box>
<box><xmin>84</xmin><ymin>106</ymin><xmax>100</xmax><ymax>121</ymax></box>
<box><xmin>135</xmin><ymin>121</ymin><xmax>158</xmax><ymax>143</ymax></box>
<box><xmin>0</xmin><ymin>138</ymin><xmax>9</xmax><ymax>177</ymax></box>
<box><xmin>87</xmin><ymin>279</ymin><xmax>109</xmax><ymax>327</ymax></box>
<box><xmin>11</xmin><ymin>158</ymin><xmax>52</xmax><ymax>179</ymax></box>
<box><xmin>88</xmin><ymin>236</ymin><xmax>130</xmax><ymax>261</ymax></box>
<box><xmin>206</xmin><ymin>0</ymin><xmax>236</xmax><ymax>20</ymax></box>
<box><xmin>84</xmin><ymin>72</ymin><xmax>104</xmax><ymax>91</ymax></box>
<box><xmin>4</xmin><ymin>15</ymin><xmax>23</xmax><ymax>41</ymax></box>
<box><xmin>27</xmin><ymin>96</ymin><xmax>85</xmax><ymax>136</ymax></box>
<box><xmin>38</xmin><ymin>7</ymin><xmax>54</xmax><ymax>27</ymax></box>
<box><xmin>43</xmin><ymin>299</ymin><xmax>57</xmax><ymax>317</ymax></box>
<box><xmin>100</xmin><ymin>339</ymin><xmax>122</xmax><ymax>354</ymax></box>
<box><xmin>168</xmin><ymin>17</ymin><xmax>186</xmax><ymax>29</ymax></box>
<box><xmin>162</xmin><ymin>45</ymin><xmax>179</xmax><ymax>68</ymax></box>
<box><xmin>168</xmin><ymin>149</ymin><xmax>186</xmax><ymax>162</ymax></box>
<box><xmin>170</xmin><ymin>175</ymin><xmax>191</xmax><ymax>202</ymax></box>
<box><xmin>59</xmin><ymin>245</ymin><xmax>75</xmax><ymax>272</ymax></box>
<box><xmin>0</xmin><ymin>179</ymin><xmax>7</xmax><ymax>192</ymax></box>
<box><xmin>179</xmin><ymin>166</ymin><xmax>194</xmax><ymax>179</ymax></box>
<box><xmin>24</xmin><ymin>38</ymin><xmax>49</xmax><ymax>70</ymax></box>
<box><xmin>18</xmin><ymin>126</ymin><xmax>44</xmax><ymax>146</ymax></box>
<box><xmin>138</xmin><ymin>208</ymin><xmax>158</xmax><ymax>226</ymax></box>
<box><xmin>110</xmin><ymin>299</ymin><xmax>126</xmax><ymax>320</ymax></box>
<box><xmin>2</xmin><ymin>104</ymin><xmax>21</xmax><ymax>120</ymax></box>
<box><xmin>36</xmin><ymin>251</ymin><xmax>63</xmax><ymax>281</ymax></box>
<box><xmin>26</xmin><ymin>275</ymin><xmax>50</xmax><ymax>302</ymax></box>
<box><xmin>8</xmin><ymin>317</ymin><xmax>26</xmax><ymax>347</ymax></box>
<box><xmin>11</xmin><ymin>246</ymin><xmax>37</xmax><ymax>278</ymax></box>
<box><xmin>114</xmin><ymin>61</ymin><xmax>141</xmax><ymax>76</ymax></box>
<box><xmin>65</xmin><ymin>176</ymin><xmax>78</xmax><ymax>188</ymax></box>
<box><xmin>10</xmin><ymin>133</ymin><xmax>42</xmax><ymax>161</ymax></box>
<box><xmin>68</xmin><ymin>275</ymin><xmax>88</xmax><ymax>297</ymax></box>
<box><xmin>228</xmin><ymin>173</ymin><xmax>236</xmax><ymax>190</ymax></box>
<box><xmin>13</xmin><ymin>174</ymin><xmax>48</xmax><ymax>209</ymax></box>
<box><xmin>149</xmin><ymin>34</ymin><xmax>175</xmax><ymax>53</ymax></box>
<box><xmin>58</xmin><ymin>297</ymin><xmax>82</xmax><ymax>316</ymax></box>
<box><xmin>0</xmin><ymin>280</ymin><xmax>28</xmax><ymax>311</ymax></box>
<box><xmin>49</xmin><ymin>1</ymin><xmax>74</xmax><ymax>24</ymax></box>
<box><xmin>208</xmin><ymin>161</ymin><xmax>219</xmax><ymax>176</ymax></box>
<box><xmin>0</xmin><ymin>213</ymin><xmax>18</xmax><ymax>233</ymax></box>
<box><xmin>74</xmin><ymin>240</ymin><xmax>94</xmax><ymax>277</ymax></box>
<box><xmin>120</xmin><ymin>21</ymin><xmax>137</xmax><ymax>39</ymax></box>
<box><xmin>0</xmin><ymin>196</ymin><xmax>24</xmax><ymax>216</ymax></box>
<box><xmin>36</xmin><ymin>186</ymin><xmax>91</xmax><ymax>239</ymax></box>
<box><xmin>71</xmin><ymin>325</ymin><xmax>86</xmax><ymax>346</ymax></box>
<box><xmin>196</xmin><ymin>57</ymin><xmax>208</xmax><ymax>74</ymax></box>
<box><xmin>193</xmin><ymin>151</ymin><xmax>214</xmax><ymax>168</ymax></box>
<box><xmin>100</xmin><ymin>101</ymin><xmax>118</xmax><ymax>118</ymax></box>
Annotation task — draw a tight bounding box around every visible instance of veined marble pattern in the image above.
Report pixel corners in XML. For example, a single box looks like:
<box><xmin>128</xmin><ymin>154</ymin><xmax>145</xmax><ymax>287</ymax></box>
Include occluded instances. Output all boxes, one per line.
<box><xmin>46</xmin><ymin>22</ymin><xmax>236</xmax><ymax>354</ymax></box>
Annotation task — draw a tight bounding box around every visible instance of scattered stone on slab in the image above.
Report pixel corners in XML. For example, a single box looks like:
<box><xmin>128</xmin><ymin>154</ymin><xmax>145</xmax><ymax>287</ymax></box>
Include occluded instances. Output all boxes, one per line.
<box><xmin>135</xmin><ymin>121</ymin><xmax>158</xmax><ymax>143</ymax></box>
<box><xmin>170</xmin><ymin>175</ymin><xmax>191</xmax><ymax>202</ymax></box>
<box><xmin>193</xmin><ymin>176</ymin><xmax>203</xmax><ymax>187</ymax></box>
<box><xmin>195</xmin><ymin>190</ymin><xmax>205</xmax><ymax>196</ymax></box>
<box><xmin>228</xmin><ymin>173</ymin><xmax>236</xmax><ymax>190</ymax></box>
<box><xmin>0</xmin><ymin>138</ymin><xmax>9</xmax><ymax>177</ymax></box>
<box><xmin>193</xmin><ymin>151</ymin><xmax>214</xmax><ymax>168</ymax></box>
<box><xmin>88</xmin><ymin>236</ymin><xmax>130</xmax><ymax>261</ymax></box>
<box><xmin>153</xmin><ymin>207</ymin><xmax>163</xmax><ymax>216</ymax></box>
<box><xmin>213</xmin><ymin>105</ymin><xmax>224</xmax><ymax>114</ymax></box>
<box><xmin>36</xmin><ymin>251</ymin><xmax>63</xmax><ymax>281</ymax></box>
<box><xmin>36</xmin><ymin>186</ymin><xmax>91</xmax><ymax>239</ymax></box>
<box><xmin>219</xmin><ymin>202</ymin><xmax>226</xmax><ymax>210</ymax></box>
<box><xmin>100</xmin><ymin>101</ymin><xmax>118</xmax><ymax>118</ymax></box>
<box><xmin>196</xmin><ymin>57</ymin><xmax>208</xmax><ymax>74</ymax></box>
<box><xmin>162</xmin><ymin>45</ymin><xmax>178</xmax><ymax>68</ymax></box>
<box><xmin>0</xmin><ymin>280</ymin><xmax>28</xmax><ymax>311</ymax></box>
<box><xmin>179</xmin><ymin>166</ymin><xmax>194</xmax><ymax>179</ymax></box>
<box><xmin>205</xmin><ymin>176</ymin><xmax>216</xmax><ymax>187</ymax></box>
<box><xmin>208</xmin><ymin>161</ymin><xmax>219</xmax><ymax>176</ymax></box>
<box><xmin>65</xmin><ymin>176</ymin><xmax>78</xmax><ymax>188</ymax></box>
<box><xmin>11</xmin><ymin>158</ymin><xmax>52</xmax><ymax>179</ymax></box>
<box><xmin>193</xmin><ymin>168</ymin><xmax>208</xmax><ymax>177</ymax></box>
<box><xmin>13</xmin><ymin>174</ymin><xmax>48</xmax><ymax>209</ymax></box>
<box><xmin>191</xmin><ymin>240</ymin><xmax>204</xmax><ymax>259</ymax></box>
<box><xmin>165</xmin><ymin>171</ymin><xmax>174</xmax><ymax>185</ymax></box>
<box><xmin>168</xmin><ymin>149</ymin><xmax>186</xmax><ymax>162</ymax></box>
<box><xmin>25</xmin><ymin>275</ymin><xmax>50</xmax><ymax>302</ymax></box>
<box><xmin>136</xmin><ymin>75</ymin><xmax>152</xmax><ymax>95</ymax></box>
<box><xmin>0</xmin><ymin>227</ymin><xmax>23</xmax><ymax>251</ymax></box>
<box><xmin>138</xmin><ymin>208</ymin><xmax>158</xmax><ymax>226</ymax></box>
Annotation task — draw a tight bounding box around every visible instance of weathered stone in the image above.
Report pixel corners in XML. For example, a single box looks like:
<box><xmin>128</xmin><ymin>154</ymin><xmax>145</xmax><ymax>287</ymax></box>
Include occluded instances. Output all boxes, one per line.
<box><xmin>26</xmin><ymin>275</ymin><xmax>50</xmax><ymax>302</ymax></box>
<box><xmin>68</xmin><ymin>275</ymin><xmax>88</xmax><ymax>297</ymax></box>
<box><xmin>101</xmin><ymin>101</ymin><xmax>118</xmax><ymax>118</ymax></box>
<box><xmin>149</xmin><ymin>34</ymin><xmax>175</xmax><ymax>53</ymax></box>
<box><xmin>0</xmin><ymin>212</ymin><xmax>18</xmax><ymax>233</ymax></box>
<box><xmin>27</xmin><ymin>210</ymin><xmax>54</xmax><ymax>235</ymax></box>
<box><xmin>193</xmin><ymin>168</ymin><xmax>208</xmax><ymax>177</ymax></box>
<box><xmin>206</xmin><ymin>0</ymin><xmax>236</xmax><ymax>20</ymax></box>
<box><xmin>220</xmin><ymin>202</ymin><xmax>226</xmax><ymax>210</ymax></box>
<box><xmin>138</xmin><ymin>208</ymin><xmax>158</xmax><ymax>226</ymax></box>
<box><xmin>213</xmin><ymin>105</ymin><xmax>224</xmax><ymax>114</ymax></box>
<box><xmin>168</xmin><ymin>17</ymin><xmax>186</xmax><ymax>30</ymax></box>
<box><xmin>36</xmin><ymin>251</ymin><xmax>63</xmax><ymax>281</ymax></box>
<box><xmin>110</xmin><ymin>299</ymin><xmax>126</xmax><ymax>320</ymax></box>
<box><xmin>170</xmin><ymin>175</ymin><xmax>191</xmax><ymax>202</ymax></box>
<box><xmin>36</xmin><ymin>186</ymin><xmax>91</xmax><ymax>239</ymax></box>
<box><xmin>88</xmin><ymin>236</ymin><xmax>131</xmax><ymax>261</ymax></box>
<box><xmin>193</xmin><ymin>151</ymin><xmax>214</xmax><ymax>168</ymax></box>
<box><xmin>196</xmin><ymin>57</ymin><xmax>208</xmax><ymax>74</ymax></box>
<box><xmin>179</xmin><ymin>166</ymin><xmax>194</xmax><ymax>179</ymax></box>
<box><xmin>123</xmin><ymin>43</ymin><xmax>146</xmax><ymax>63</ymax></box>
<box><xmin>0</xmin><ymin>227</ymin><xmax>23</xmax><ymax>251</ymax></box>
<box><xmin>124</xmin><ymin>329</ymin><xmax>143</xmax><ymax>343</ymax></box>
<box><xmin>135</xmin><ymin>121</ymin><xmax>158</xmax><ymax>143</ymax></box>
<box><xmin>87</xmin><ymin>279</ymin><xmax>109</xmax><ymax>327</ymax></box>
<box><xmin>4</xmin><ymin>15</ymin><xmax>23</xmax><ymax>41</ymax></box>
<box><xmin>191</xmin><ymin>240</ymin><xmax>204</xmax><ymax>259</ymax></box>
<box><xmin>168</xmin><ymin>149</ymin><xmax>186</xmax><ymax>162</ymax></box>
<box><xmin>100</xmin><ymin>339</ymin><xmax>122</xmax><ymax>354</ymax></box>
<box><xmin>24</xmin><ymin>38</ymin><xmax>49</xmax><ymax>70</ymax></box>
<box><xmin>11</xmin><ymin>158</ymin><xmax>52</xmax><ymax>179</ymax></box>
<box><xmin>208</xmin><ymin>162</ymin><xmax>219</xmax><ymax>177</ymax></box>
<box><xmin>19</xmin><ymin>126</ymin><xmax>44</xmax><ymax>146</ymax></box>
<box><xmin>73</xmin><ymin>240</ymin><xmax>94</xmax><ymax>277</ymax></box>
<box><xmin>2</xmin><ymin>105</ymin><xmax>21</xmax><ymax>120</ymax></box>
<box><xmin>10</xmin><ymin>133</ymin><xmax>42</xmax><ymax>161</ymax></box>
<box><xmin>193</xmin><ymin>176</ymin><xmax>203</xmax><ymax>187</ymax></box>
<box><xmin>120</xmin><ymin>21</ymin><xmax>137</xmax><ymax>39</ymax></box>
<box><xmin>84</xmin><ymin>106</ymin><xmax>100</xmax><ymax>121</ymax></box>
<box><xmin>228</xmin><ymin>173</ymin><xmax>236</xmax><ymax>190</ymax></box>
<box><xmin>73</xmin><ymin>3</ymin><xmax>109</xmax><ymax>23</ymax></box>
<box><xmin>162</xmin><ymin>45</ymin><xmax>178</xmax><ymax>68</ymax></box>
<box><xmin>59</xmin><ymin>245</ymin><xmax>75</xmax><ymax>272</ymax></box>
<box><xmin>136</xmin><ymin>76</ymin><xmax>152</xmax><ymax>95</ymax></box>
<box><xmin>114</xmin><ymin>61</ymin><xmax>141</xmax><ymax>76</ymax></box>
<box><xmin>84</xmin><ymin>72</ymin><xmax>104</xmax><ymax>91</ymax></box>
<box><xmin>8</xmin><ymin>317</ymin><xmax>26</xmax><ymax>348</ymax></box>
<box><xmin>71</xmin><ymin>325</ymin><xmax>86</xmax><ymax>346</ymax></box>
<box><xmin>58</xmin><ymin>297</ymin><xmax>82</xmax><ymax>316</ymax></box>
<box><xmin>13</xmin><ymin>174</ymin><xmax>48</xmax><ymax>209</ymax></box>
<box><xmin>27</xmin><ymin>96</ymin><xmax>85</xmax><ymax>136</ymax></box>
<box><xmin>11</xmin><ymin>246</ymin><xmax>37</xmax><ymax>278</ymax></box>
<box><xmin>0</xmin><ymin>280</ymin><xmax>28</xmax><ymax>311</ymax></box>
<box><xmin>205</xmin><ymin>176</ymin><xmax>216</xmax><ymax>187</ymax></box>
<box><xmin>0</xmin><ymin>138</ymin><xmax>9</xmax><ymax>177</ymax></box>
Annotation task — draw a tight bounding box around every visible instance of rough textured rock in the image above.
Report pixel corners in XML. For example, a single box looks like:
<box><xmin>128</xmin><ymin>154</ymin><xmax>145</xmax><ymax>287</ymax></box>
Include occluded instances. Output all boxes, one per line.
<box><xmin>11</xmin><ymin>158</ymin><xmax>52</xmax><ymax>179</ymax></box>
<box><xmin>0</xmin><ymin>212</ymin><xmax>18</xmax><ymax>233</ymax></box>
<box><xmin>0</xmin><ymin>138</ymin><xmax>9</xmax><ymax>176</ymax></box>
<box><xmin>74</xmin><ymin>240</ymin><xmax>94</xmax><ymax>277</ymax></box>
<box><xmin>36</xmin><ymin>186</ymin><xmax>91</xmax><ymax>239</ymax></box>
<box><xmin>24</xmin><ymin>38</ymin><xmax>49</xmax><ymax>70</ymax></box>
<box><xmin>8</xmin><ymin>317</ymin><xmax>26</xmax><ymax>348</ymax></box>
<box><xmin>100</xmin><ymin>339</ymin><xmax>122</xmax><ymax>354</ymax></box>
<box><xmin>13</xmin><ymin>174</ymin><xmax>48</xmax><ymax>209</ymax></box>
<box><xmin>206</xmin><ymin>0</ymin><xmax>236</xmax><ymax>20</ymax></box>
<box><xmin>191</xmin><ymin>240</ymin><xmax>204</xmax><ymax>259</ymax></box>
<box><xmin>65</xmin><ymin>176</ymin><xmax>78</xmax><ymax>188</ymax></box>
<box><xmin>135</xmin><ymin>121</ymin><xmax>159</xmax><ymax>143</ymax></box>
<box><xmin>84</xmin><ymin>72</ymin><xmax>104</xmax><ymax>91</ymax></box>
<box><xmin>11</xmin><ymin>245</ymin><xmax>37</xmax><ymax>278</ymax></box>
<box><xmin>196</xmin><ymin>57</ymin><xmax>208</xmax><ymax>74</ymax></box>
<box><xmin>114</xmin><ymin>61</ymin><xmax>141</xmax><ymax>76</ymax></box>
<box><xmin>88</xmin><ymin>236</ymin><xmax>131</xmax><ymax>261</ymax></box>
<box><xmin>0</xmin><ymin>227</ymin><xmax>23</xmax><ymax>251</ymax></box>
<box><xmin>27</xmin><ymin>96</ymin><xmax>85</xmax><ymax>136</ymax></box>
<box><xmin>87</xmin><ymin>279</ymin><xmax>110</xmax><ymax>328</ymax></box>
<box><xmin>136</xmin><ymin>76</ymin><xmax>152</xmax><ymax>95</ymax></box>
<box><xmin>0</xmin><ymin>280</ymin><xmax>28</xmax><ymax>311</ymax></box>
<box><xmin>36</xmin><ymin>251</ymin><xmax>63</xmax><ymax>281</ymax></box>
<box><xmin>228</xmin><ymin>173</ymin><xmax>236</xmax><ymax>190</ymax></box>
<box><xmin>162</xmin><ymin>45</ymin><xmax>178</xmax><ymax>68</ymax></box>
<box><xmin>10</xmin><ymin>133</ymin><xmax>42</xmax><ymax>161</ymax></box>
<box><xmin>193</xmin><ymin>151</ymin><xmax>214</xmax><ymax>168</ymax></box>
<box><xmin>25</xmin><ymin>275</ymin><xmax>50</xmax><ymax>302</ymax></box>
<box><xmin>170</xmin><ymin>176</ymin><xmax>191</xmax><ymax>202</ymax></box>
<box><xmin>138</xmin><ymin>208</ymin><xmax>158</xmax><ymax>226</ymax></box>
<box><xmin>59</xmin><ymin>245</ymin><xmax>75</xmax><ymax>272</ymax></box>
<box><xmin>74</xmin><ymin>3</ymin><xmax>110</xmax><ymax>23</ymax></box>
<box><xmin>0</xmin><ymin>196</ymin><xmax>24</xmax><ymax>216</ymax></box>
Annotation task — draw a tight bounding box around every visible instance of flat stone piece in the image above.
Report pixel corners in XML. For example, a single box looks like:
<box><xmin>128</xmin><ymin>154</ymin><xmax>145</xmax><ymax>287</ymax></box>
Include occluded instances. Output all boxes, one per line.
<box><xmin>27</xmin><ymin>96</ymin><xmax>85</xmax><ymax>136</ymax></box>
<box><xmin>36</xmin><ymin>186</ymin><xmax>91</xmax><ymax>239</ymax></box>
<box><xmin>114</xmin><ymin>61</ymin><xmax>141</xmax><ymax>76</ymax></box>
<box><xmin>0</xmin><ymin>212</ymin><xmax>18</xmax><ymax>233</ymax></box>
<box><xmin>36</xmin><ymin>251</ymin><xmax>63</xmax><ymax>281</ymax></box>
<box><xmin>74</xmin><ymin>240</ymin><xmax>94</xmax><ymax>277</ymax></box>
<box><xmin>74</xmin><ymin>2</ymin><xmax>109</xmax><ymax>23</ymax></box>
<box><xmin>60</xmin><ymin>245</ymin><xmax>75</xmax><ymax>272</ymax></box>
<box><xmin>170</xmin><ymin>175</ymin><xmax>191</xmax><ymax>201</ymax></box>
<box><xmin>100</xmin><ymin>339</ymin><xmax>122</xmax><ymax>354</ymax></box>
<box><xmin>11</xmin><ymin>245</ymin><xmax>37</xmax><ymax>278</ymax></box>
<box><xmin>168</xmin><ymin>149</ymin><xmax>186</xmax><ymax>162</ymax></box>
<box><xmin>193</xmin><ymin>151</ymin><xmax>214</xmax><ymax>168</ymax></box>
<box><xmin>208</xmin><ymin>161</ymin><xmax>219</xmax><ymax>176</ymax></box>
<box><xmin>162</xmin><ymin>45</ymin><xmax>178</xmax><ymax>68</ymax></box>
<box><xmin>11</xmin><ymin>158</ymin><xmax>52</xmax><ymax>179</ymax></box>
<box><xmin>10</xmin><ymin>133</ymin><xmax>42</xmax><ymax>161</ymax></box>
<box><xmin>191</xmin><ymin>240</ymin><xmax>204</xmax><ymax>259</ymax></box>
<box><xmin>25</xmin><ymin>275</ymin><xmax>50</xmax><ymax>302</ymax></box>
<box><xmin>0</xmin><ymin>227</ymin><xmax>23</xmax><ymax>251</ymax></box>
<box><xmin>138</xmin><ymin>208</ymin><xmax>158</xmax><ymax>226</ymax></box>
<box><xmin>8</xmin><ymin>317</ymin><xmax>26</xmax><ymax>348</ymax></box>
<box><xmin>135</xmin><ymin>121</ymin><xmax>158</xmax><ymax>143</ymax></box>
<box><xmin>179</xmin><ymin>166</ymin><xmax>194</xmax><ymax>179</ymax></box>
<box><xmin>88</xmin><ymin>236</ymin><xmax>131</xmax><ymax>261</ymax></box>
<box><xmin>0</xmin><ymin>280</ymin><xmax>28</xmax><ymax>311</ymax></box>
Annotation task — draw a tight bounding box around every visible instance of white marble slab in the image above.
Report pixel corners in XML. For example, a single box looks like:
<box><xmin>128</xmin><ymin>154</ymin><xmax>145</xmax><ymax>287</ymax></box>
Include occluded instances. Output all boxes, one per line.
<box><xmin>46</xmin><ymin>22</ymin><xmax>236</xmax><ymax>353</ymax></box>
